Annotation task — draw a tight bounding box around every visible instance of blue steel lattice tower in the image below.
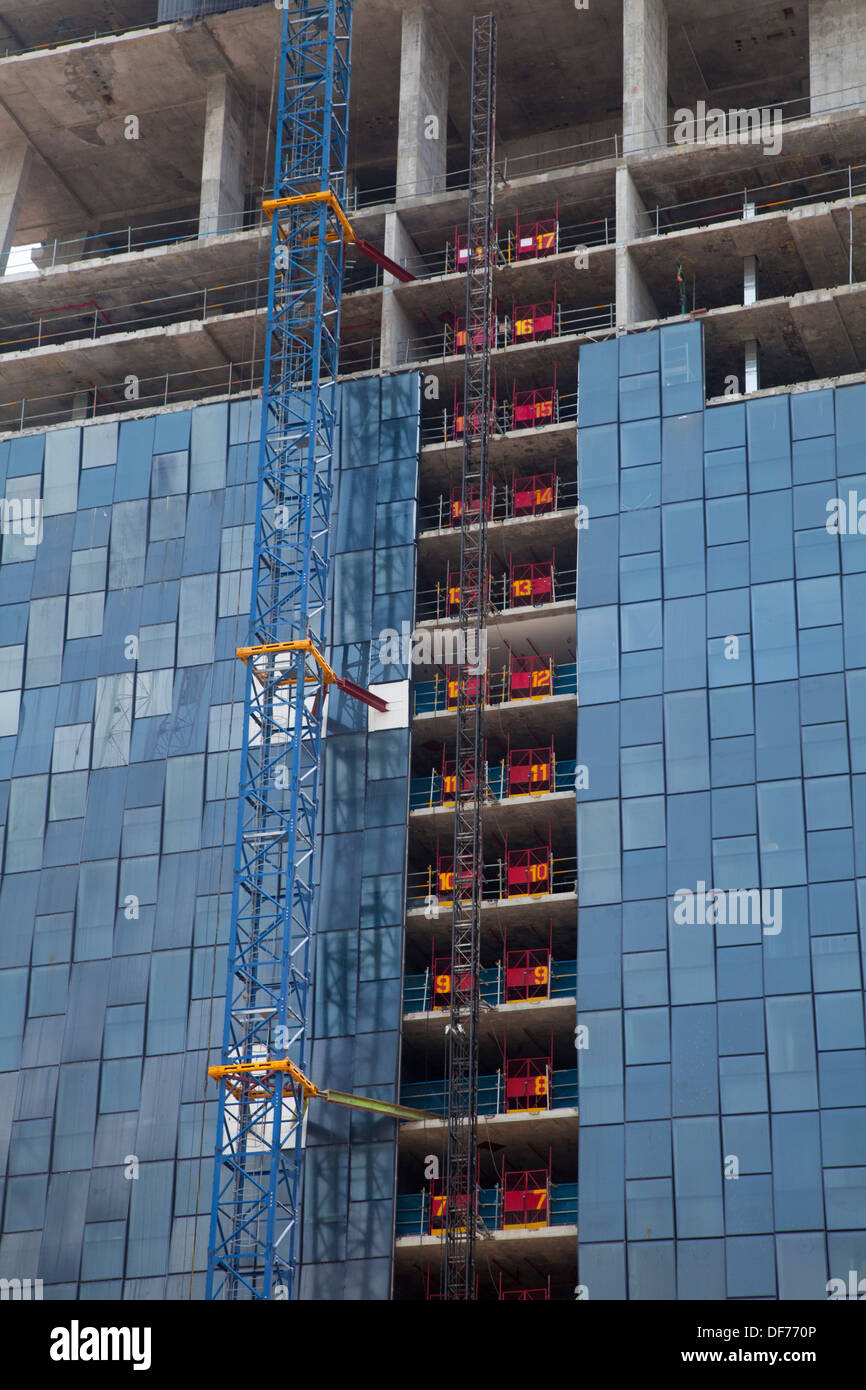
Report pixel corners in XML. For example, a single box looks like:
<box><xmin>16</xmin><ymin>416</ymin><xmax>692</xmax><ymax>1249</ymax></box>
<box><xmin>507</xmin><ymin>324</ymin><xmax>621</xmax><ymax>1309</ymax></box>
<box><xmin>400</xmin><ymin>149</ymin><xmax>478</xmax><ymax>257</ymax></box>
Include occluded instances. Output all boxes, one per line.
<box><xmin>206</xmin><ymin>0</ymin><xmax>353</xmax><ymax>1301</ymax></box>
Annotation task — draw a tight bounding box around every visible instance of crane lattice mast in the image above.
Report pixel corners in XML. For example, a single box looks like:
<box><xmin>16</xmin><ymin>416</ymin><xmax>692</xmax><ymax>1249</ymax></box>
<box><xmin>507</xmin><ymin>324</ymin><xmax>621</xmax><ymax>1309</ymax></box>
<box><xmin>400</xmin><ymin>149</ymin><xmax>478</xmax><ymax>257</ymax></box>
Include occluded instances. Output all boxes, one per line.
<box><xmin>206</xmin><ymin>0</ymin><xmax>354</xmax><ymax>1302</ymax></box>
<box><xmin>443</xmin><ymin>11</ymin><xmax>497</xmax><ymax>1303</ymax></box>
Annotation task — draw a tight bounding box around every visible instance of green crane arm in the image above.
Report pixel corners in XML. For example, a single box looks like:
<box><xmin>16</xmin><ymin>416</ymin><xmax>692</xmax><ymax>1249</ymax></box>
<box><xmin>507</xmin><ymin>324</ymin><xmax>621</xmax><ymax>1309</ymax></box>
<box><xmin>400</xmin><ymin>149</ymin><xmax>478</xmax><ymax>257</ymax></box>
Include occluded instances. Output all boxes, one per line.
<box><xmin>208</xmin><ymin>1060</ymin><xmax>436</xmax><ymax>1123</ymax></box>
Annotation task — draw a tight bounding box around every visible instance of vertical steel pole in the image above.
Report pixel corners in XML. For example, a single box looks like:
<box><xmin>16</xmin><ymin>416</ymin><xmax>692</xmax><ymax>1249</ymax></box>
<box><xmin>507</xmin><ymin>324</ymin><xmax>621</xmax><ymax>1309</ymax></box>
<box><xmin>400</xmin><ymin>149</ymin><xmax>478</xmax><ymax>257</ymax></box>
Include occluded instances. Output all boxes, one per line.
<box><xmin>443</xmin><ymin>12</ymin><xmax>496</xmax><ymax>1304</ymax></box>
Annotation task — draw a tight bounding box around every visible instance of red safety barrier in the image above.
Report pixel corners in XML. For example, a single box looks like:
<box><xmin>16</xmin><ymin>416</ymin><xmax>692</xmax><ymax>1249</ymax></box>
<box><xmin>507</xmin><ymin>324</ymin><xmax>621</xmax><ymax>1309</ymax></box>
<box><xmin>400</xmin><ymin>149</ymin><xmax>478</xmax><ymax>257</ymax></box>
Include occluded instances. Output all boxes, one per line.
<box><xmin>444</xmin><ymin>560</ymin><xmax>490</xmax><ymax>614</ymax></box>
<box><xmin>446</xmin><ymin>666</ymin><xmax>487</xmax><ymax>709</ymax></box>
<box><xmin>507</xmin><ymin>746</ymin><xmax>552</xmax><ymax>796</ymax></box>
<box><xmin>450</xmin><ymin>483</ymin><xmax>490</xmax><ymax>526</ymax></box>
<box><xmin>429</xmin><ymin>1183</ymin><xmax>468</xmax><ymax>1232</ymax></box>
<box><xmin>510</xmin><ymin>560</ymin><xmax>554</xmax><ymax>607</ymax></box>
<box><xmin>502</xmin><ymin>1169</ymin><xmax>550</xmax><ymax>1229</ymax></box>
<box><xmin>512</xmin><ymin>298</ymin><xmax>555</xmax><ymax>343</ymax></box>
<box><xmin>505</xmin><ymin>948</ymin><xmax>551</xmax><ymax>1001</ymax></box>
<box><xmin>454</xmin><ymin>311</ymin><xmax>497</xmax><ymax>354</ymax></box>
<box><xmin>513</xmin><ymin>471</ymin><xmax>555</xmax><ymax>516</ymax></box>
<box><xmin>440</xmin><ymin>746</ymin><xmax>485</xmax><ymax>803</ymax></box>
<box><xmin>432</xmin><ymin>956</ymin><xmax>473</xmax><ymax>1010</ymax></box>
<box><xmin>512</xmin><ymin>386</ymin><xmax>555</xmax><ymax>428</ymax></box>
<box><xmin>500</xmin><ymin>1284</ymin><xmax>551</xmax><ymax>1301</ymax></box>
<box><xmin>436</xmin><ymin>857</ymin><xmax>478</xmax><ymax>902</ymax></box>
<box><xmin>451</xmin><ymin>379</ymin><xmax>498</xmax><ymax>441</ymax></box>
<box><xmin>506</xmin><ymin>846</ymin><xmax>551</xmax><ymax>896</ymax></box>
<box><xmin>455</xmin><ymin>236</ymin><xmax>484</xmax><ymax>270</ymax></box>
<box><xmin>454</xmin><ymin>221</ymin><xmax>499</xmax><ymax>271</ymax></box>
<box><xmin>505</xmin><ymin>1057</ymin><xmax>550</xmax><ymax>1112</ymax></box>
<box><xmin>454</xmin><ymin>403</ymin><xmax>497</xmax><ymax>440</ymax></box>
<box><xmin>509</xmin><ymin>653</ymin><xmax>553</xmax><ymax>701</ymax></box>
<box><xmin>514</xmin><ymin>208</ymin><xmax>558</xmax><ymax>260</ymax></box>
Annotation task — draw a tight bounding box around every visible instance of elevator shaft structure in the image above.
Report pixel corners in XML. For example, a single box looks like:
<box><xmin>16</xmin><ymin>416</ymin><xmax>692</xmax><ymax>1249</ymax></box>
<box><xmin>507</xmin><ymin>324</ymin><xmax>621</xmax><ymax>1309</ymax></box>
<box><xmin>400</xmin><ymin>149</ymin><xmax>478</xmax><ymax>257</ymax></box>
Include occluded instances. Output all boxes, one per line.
<box><xmin>443</xmin><ymin>12</ymin><xmax>497</xmax><ymax>1302</ymax></box>
<box><xmin>206</xmin><ymin>0</ymin><xmax>353</xmax><ymax>1301</ymax></box>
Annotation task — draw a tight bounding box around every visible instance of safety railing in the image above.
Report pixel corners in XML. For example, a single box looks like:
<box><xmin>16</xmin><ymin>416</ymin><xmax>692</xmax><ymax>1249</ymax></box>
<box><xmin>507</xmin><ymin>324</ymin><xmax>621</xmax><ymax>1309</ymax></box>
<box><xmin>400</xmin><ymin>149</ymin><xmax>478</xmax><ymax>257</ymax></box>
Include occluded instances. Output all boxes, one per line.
<box><xmin>403</xmin><ymin>960</ymin><xmax>576</xmax><ymax>1013</ymax></box>
<box><xmin>2</xmin><ymin>199</ymin><xmax>593</xmax><ymax>292</ymax></box>
<box><xmin>413</xmin><ymin>661</ymin><xmax>577</xmax><ymax>716</ymax></box>
<box><xmin>409</xmin><ymin>758</ymin><xmax>577</xmax><ymax>811</ymax></box>
<box><xmin>399</xmin><ymin>1069</ymin><xmax>578</xmax><ymax>1117</ymax></box>
<box><xmin>0</xmin><ymin>357</ymin><xmax>263</xmax><ymax>436</ymax></box>
<box><xmin>352</xmin><ymin>133</ymin><xmax>623</xmax><ymax>208</ymax></box>
<box><xmin>395</xmin><ymin>1182</ymin><xmax>578</xmax><ymax>1238</ymax></box>
<box><xmin>415</xmin><ymin>567</ymin><xmax>576</xmax><ymax>624</ymax></box>
<box><xmin>418</xmin><ymin>476</ymin><xmax>577</xmax><ymax>531</ymax></box>
<box><xmin>0</xmin><ymin>274</ymin><xmax>267</xmax><ymax>355</ymax></box>
<box><xmin>421</xmin><ymin>390</ymin><xmax>578</xmax><ymax>446</ymax></box>
<box><xmin>399</xmin><ymin>302</ymin><xmax>614</xmax><ymax>365</ymax></box>
<box><xmin>350</xmin><ymin>81</ymin><xmax>866</xmax><ymax>210</ymax></box>
<box><xmin>338</xmin><ymin>333</ymin><xmax>381</xmax><ymax>374</ymax></box>
<box><xmin>406</xmin><ymin>855</ymin><xmax>578</xmax><ymax>910</ymax></box>
<box><xmin>342</xmin><ymin>257</ymin><xmax>384</xmax><ymax>292</ymax></box>
<box><xmin>26</xmin><ymin>207</ymin><xmax>265</xmax><ymax>272</ymax></box>
<box><xmin>391</xmin><ymin>215</ymin><xmax>616</xmax><ymax>282</ymax></box>
<box><xmin>0</xmin><ymin>0</ymin><xmax>272</xmax><ymax>59</ymax></box>
<box><xmin>640</xmin><ymin>160</ymin><xmax>866</xmax><ymax>239</ymax></box>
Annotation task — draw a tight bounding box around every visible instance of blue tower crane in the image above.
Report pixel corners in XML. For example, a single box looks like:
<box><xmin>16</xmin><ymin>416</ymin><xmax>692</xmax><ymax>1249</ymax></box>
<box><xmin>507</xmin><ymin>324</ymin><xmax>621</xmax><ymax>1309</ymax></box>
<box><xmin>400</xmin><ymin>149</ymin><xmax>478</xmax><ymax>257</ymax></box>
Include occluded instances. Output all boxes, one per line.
<box><xmin>204</xmin><ymin>0</ymin><xmax>420</xmax><ymax>1304</ymax></box>
<box><xmin>205</xmin><ymin>0</ymin><xmax>355</xmax><ymax>1302</ymax></box>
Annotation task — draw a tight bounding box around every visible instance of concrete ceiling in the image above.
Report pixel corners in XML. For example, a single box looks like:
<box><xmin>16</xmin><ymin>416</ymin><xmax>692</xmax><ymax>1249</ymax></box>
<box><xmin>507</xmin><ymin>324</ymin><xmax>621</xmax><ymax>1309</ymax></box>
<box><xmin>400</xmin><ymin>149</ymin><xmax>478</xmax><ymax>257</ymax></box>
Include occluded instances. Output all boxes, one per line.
<box><xmin>349</xmin><ymin>0</ymin><xmax>623</xmax><ymax>181</ymax></box>
<box><xmin>0</xmin><ymin>1</ymin><xmax>157</xmax><ymax>53</ymax></box>
<box><xmin>667</xmin><ymin>0</ymin><xmax>808</xmax><ymax>110</ymax></box>
<box><xmin>0</xmin><ymin>0</ymin><xmax>821</xmax><ymax>240</ymax></box>
<box><xmin>0</xmin><ymin>9</ymin><xmax>281</xmax><ymax>243</ymax></box>
<box><xmin>349</xmin><ymin>0</ymin><xmax>811</xmax><ymax>182</ymax></box>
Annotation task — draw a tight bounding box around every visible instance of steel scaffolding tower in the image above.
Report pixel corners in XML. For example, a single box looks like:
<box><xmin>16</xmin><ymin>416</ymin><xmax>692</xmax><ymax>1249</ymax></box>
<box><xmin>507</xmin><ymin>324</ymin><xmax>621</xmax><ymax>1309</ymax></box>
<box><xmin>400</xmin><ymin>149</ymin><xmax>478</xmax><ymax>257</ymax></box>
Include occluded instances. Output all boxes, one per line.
<box><xmin>206</xmin><ymin>0</ymin><xmax>353</xmax><ymax>1301</ymax></box>
<box><xmin>443</xmin><ymin>11</ymin><xmax>497</xmax><ymax>1302</ymax></box>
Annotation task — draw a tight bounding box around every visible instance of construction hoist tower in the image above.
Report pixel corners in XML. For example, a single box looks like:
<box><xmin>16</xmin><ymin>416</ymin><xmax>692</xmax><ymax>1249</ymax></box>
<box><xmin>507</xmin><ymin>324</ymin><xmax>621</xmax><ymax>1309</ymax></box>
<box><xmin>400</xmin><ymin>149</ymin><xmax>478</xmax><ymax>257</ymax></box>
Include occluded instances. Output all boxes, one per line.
<box><xmin>443</xmin><ymin>12</ymin><xmax>497</xmax><ymax>1302</ymax></box>
<box><xmin>206</xmin><ymin>0</ymin><xmax>354</xmax><ymax>1301</ymax></box>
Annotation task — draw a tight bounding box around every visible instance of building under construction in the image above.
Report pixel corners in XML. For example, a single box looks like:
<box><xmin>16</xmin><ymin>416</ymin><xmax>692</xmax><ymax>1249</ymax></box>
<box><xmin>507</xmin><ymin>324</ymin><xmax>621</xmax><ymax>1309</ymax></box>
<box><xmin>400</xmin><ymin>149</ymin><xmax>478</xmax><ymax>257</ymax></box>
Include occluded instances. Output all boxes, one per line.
<box><xmin>0</xmin><ymin>0</ymin><xmax>865</xmax><ymax>1302</ymax></box>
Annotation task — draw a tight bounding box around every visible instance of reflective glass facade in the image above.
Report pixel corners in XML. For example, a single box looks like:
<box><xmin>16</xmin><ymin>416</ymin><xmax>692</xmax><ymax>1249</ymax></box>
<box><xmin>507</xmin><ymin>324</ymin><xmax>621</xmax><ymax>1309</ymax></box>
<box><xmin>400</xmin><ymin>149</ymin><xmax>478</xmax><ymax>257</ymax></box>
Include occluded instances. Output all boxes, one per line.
<box><xmin>0</xmin><ymin>374</ymin><xmax>419</xmax><ymax>1299</ymax></box>
<box><xmin>157</xmin><ymin>0</ymin><xmax>269</xmax><ymax>20</ymax></box>
<box><xmin>576</xmin><ymin>323</ymin><xmax>866</xmax><ymax>1299</ymax></box>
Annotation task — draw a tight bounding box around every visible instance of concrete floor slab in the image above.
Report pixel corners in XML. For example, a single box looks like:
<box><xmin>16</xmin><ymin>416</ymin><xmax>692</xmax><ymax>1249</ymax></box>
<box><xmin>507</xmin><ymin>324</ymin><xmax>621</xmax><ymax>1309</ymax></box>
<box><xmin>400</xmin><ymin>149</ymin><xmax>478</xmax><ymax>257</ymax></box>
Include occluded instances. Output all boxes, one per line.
<box><xmin>0</xmin><ymin>305</ymin><xmax>260</xmax><ymax>426</ymax></box>
<box><xmin>402</xmin><ymin>995</ymin><xmax>576</xmax><ymax>1053</ymax></box>
<box><xmin>409</xmin><ymin>791</ymin><xmax>576</xmax><ymax>859</ymax></box>
<box><xmin>398</xmin><ymin>1106</ymin><xmax>579</xmax><ymax>1170</ymax></box>
<box><xmin>420</xmin><ymin>418</ymin><xmax>577</xmax><ymax>492</ymax></box>
<box><xmin>406</xmin><ymin>891</ymin><xmax>578</xmax><ymax>955</ymax></box>
<box><xmin>412</xmin><ymin>692</ymin><xmax>578</xmax><ymax>750</ymax></box>
<box><xmin>419</xmin><ymin>506</ymin><xmax>581</xmax><ymax>563</ymax></box>
<box><xmin>395</xmin><ymin>1223</ymin><xmax>578</xmax><ymax>1276</ymax></box>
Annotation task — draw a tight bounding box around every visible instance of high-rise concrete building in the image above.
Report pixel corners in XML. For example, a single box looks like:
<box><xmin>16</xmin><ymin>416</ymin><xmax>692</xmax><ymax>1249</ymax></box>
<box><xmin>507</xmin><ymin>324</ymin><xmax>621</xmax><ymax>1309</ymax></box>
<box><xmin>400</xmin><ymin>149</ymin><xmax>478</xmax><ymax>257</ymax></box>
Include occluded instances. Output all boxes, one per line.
<box><xmin>0</xmin><ymin>0</ymin><xmax>864</xmax><ymax>1301</ymax></box>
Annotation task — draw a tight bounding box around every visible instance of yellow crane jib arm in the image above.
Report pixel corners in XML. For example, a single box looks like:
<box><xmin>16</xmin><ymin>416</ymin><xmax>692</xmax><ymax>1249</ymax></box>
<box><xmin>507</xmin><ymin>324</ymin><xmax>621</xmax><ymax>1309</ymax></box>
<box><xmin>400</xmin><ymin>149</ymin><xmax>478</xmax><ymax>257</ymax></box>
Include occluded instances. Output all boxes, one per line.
<box><xmin>236</xmin><ymin>639</ymin><xmax>389</xmax><ymax>713</ymax></box>
<box><xmin>208</xmin><ymin>1058</ymin><xmax>320</xmax><ymax>1101</ymax></box>
<box><xmin>236</xmin><ymin>638</ymin><xmax>338</xmax><ymax>686</ymax></box>
<box><xmin>208</xmin><ymin>1062</ymin><xmax>436</xmax><ymax>1123</ymax></box>
<box><xmin>262</xmin><ymin>190</ymin><xmax>416</xmax><ymax>283</ymax></box>
<box><xmin>262</xmin><ymin>189</ymin><xmax>356</xmax><ymax>242</ymax></box>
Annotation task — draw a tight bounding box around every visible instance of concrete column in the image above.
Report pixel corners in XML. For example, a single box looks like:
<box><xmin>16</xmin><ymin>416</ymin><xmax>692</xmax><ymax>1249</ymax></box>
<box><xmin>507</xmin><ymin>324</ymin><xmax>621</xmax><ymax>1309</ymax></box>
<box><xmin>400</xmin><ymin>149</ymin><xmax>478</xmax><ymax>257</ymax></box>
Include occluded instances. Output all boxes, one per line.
<box><xmin>789</xmin><ymin>204</ymin><xmax>850</xmax><ymax>289</ymax></box>
<box><xmin>623</xmin><ymin>0</ymin><xmax>669</xmax><ymax>155</ymax></box>
<box><xmin>0</xmin><ymin>141</ymin><xmax>32</xmax><ymax>276</ymax></box>
<box><xmin>743</xmin><ymin>255</ymin><xmax>758</xmax><ymax>305</ymax></box>
<box><xmin>396</xmin><ymin>6</ymin><xmax>449</xmax><ymax>201</ymax></box>
<box><xmin>199</xmin><ymin>75</ymin><xmax>247</xmax><ymax>238</ymax></box>
<box><xmin>32</xmin><ymin>229</ymin><xmax>93</xmax><ymax>270</ymax></box>
<box><xmin>744</xmin><ymin>340</ymin><xmax>760</xmax><ymax>393</ymax></box>
<box><xmin>809</xmin><ymin>0</ymin><xmax>866</xmax><ymax>114</ymax></box>
<box><xmin>615</xmin><ymin>167</ymin><xmax>657</xmax><ymax>328</ymax></box>
<box><xmin>380</xmin><ymin>213</ymin><xmax>417</xmax><ymax>369</ymax></box>
<box><xmin>71</xmin><ymin>389</ymin><xmax>92</xmax><ymax>422</ymax></box>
